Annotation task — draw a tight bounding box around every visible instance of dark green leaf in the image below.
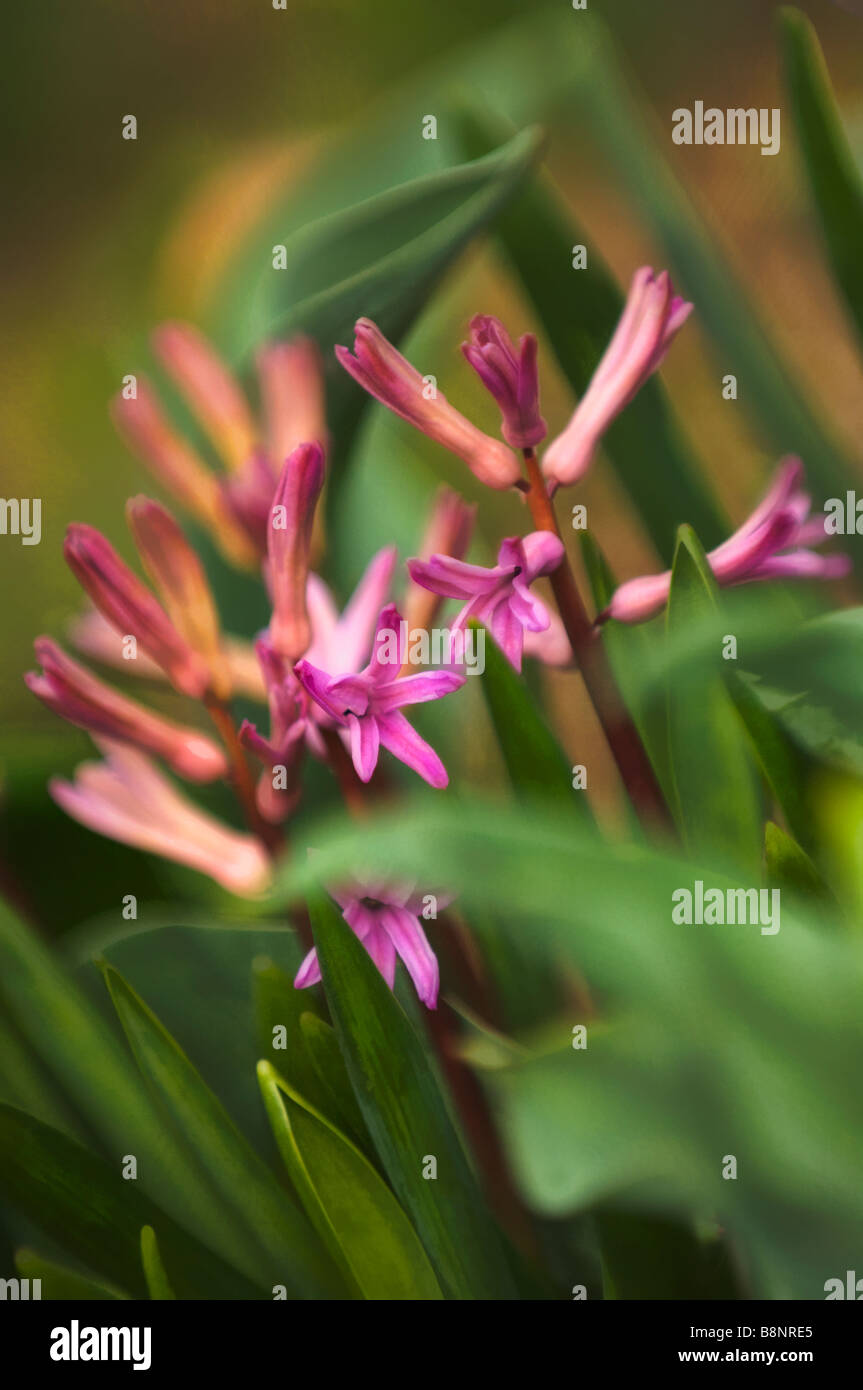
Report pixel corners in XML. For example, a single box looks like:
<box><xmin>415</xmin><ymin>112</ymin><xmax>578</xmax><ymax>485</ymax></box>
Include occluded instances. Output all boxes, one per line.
<box><xmin>140</xmin><ymin>1226</ymin><xmax>175</xmax><ymax>1301</ymax></box>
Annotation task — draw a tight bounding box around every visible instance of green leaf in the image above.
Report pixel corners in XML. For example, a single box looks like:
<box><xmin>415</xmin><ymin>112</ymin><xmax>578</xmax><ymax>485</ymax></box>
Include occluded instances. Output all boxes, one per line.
<box><xmin>666</xmin><ymin>527</ymin><xmax>761</xmax><ymax>873</ymax></box>
<box><xmin>764</xmin><ymin>821</ymin><xmax>832</xmax><ymax>906</ymax></box>
<box><xmin>0</xmin><ymin>1104</ymin><xmax>261</xmax><ymax>1300</ymax></box>
<box><xmin>307</xmin><ymin>893</ymin><xmax>516</xmax><ymax>1299</ymax></box>
<box><xmin>298</xmin><ymin>1013</ymin><xmax>373</xmax><ymax>1157</ymax></box>
<box><xmin>595</xmin><ymin>1207</ymin><xmax>740</xmax><ymax>1301</ymax></box>
<box><xmin>728</xmin><ymin>671</ymin><xmax>814</xmax><ymax>850</ymax></box>
<box><xmin>780</xmin><ymin>8</ymin><xmax>863</xmax><ymax>350</ymax></box>
<box><xmin>252</xmin><ymin>955</ymin><xmax>334</xmax><ymax>1118</ymax></box>
<box><xmin>100</xmin><ymin>963</ymin><xmax>344</xmax><ymax>1299</ymax></box>
<box><xmin>258</xmin><ymin>1062</ymin><xmax>442</xmax><ymax>1300</ymax></box>
<box><xmin>271</xmin><ymin>799</ymin><xmax>863</xmax><ymax>1297</ymax></box>
<box><xmin>474</xmin><ymin>621</ymin><xmax>590</xmax><ymax>817</ymax></box>
<box><xmin>140</xmin><ymin>1226</ymin><xmax>175</xmax><ymax>1300</ymax></box>
<box><xmin>565</xmin><ymin>14</ymin><xmax>857</xmax><ymax>555</ymax></box>
<box><xmin>452</xmin><ymin>104</ymin><xmax>725</xmax><ymax>562</ymax></box>
<box><xmin>0</xmin><ymin>900</ymin><xmax>249</xmax><ymax>1258</ymax></box>
<box><xmin>237</xmin><ymin>127</ymin><xmax>542</xmax><ymax>501</ymax></box>
<box><xmin>15</xmin><ymin>1248</ymin><xmax>130</xmax><ymax>1301</ymax></box>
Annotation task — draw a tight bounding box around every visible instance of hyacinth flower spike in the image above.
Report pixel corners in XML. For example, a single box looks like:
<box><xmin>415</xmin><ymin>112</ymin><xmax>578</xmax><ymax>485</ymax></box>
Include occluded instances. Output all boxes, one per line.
<box><xmin>542</xmin><ymin>268</ymin><xmax>693</xmax><ymax>489</ymax></box>
<box><xmin>295</xmin><ymin>603</ymin><xmax>463</xmax><ymax>787</ymax></box>
<box><xmin>25</xmin><ymin>638</ymin><xmax>227</xmax><ymax>783</ymax></box>
<box><xmin>51</xmin><ymin>741</ymin><xmax>271</xmax><ymax>896</ymax></box>
<box><xmin>408</xmin><ymin>530</ymin><xmax>565</xmax><ymax>672</ymax></box>
<box><xmin>336</xmin><ymin>318</ymin><xmax>522</xmax><ymax>489</ymax></box>
<box><xmin>602</xmin><ymin>457</ymin><xmax>850</xmax><ymax>625</ymax></box>
<box><xmin>295</xmin><ymin>877</ymin><xmax>447</xmax><ymax>1008</ymax></box>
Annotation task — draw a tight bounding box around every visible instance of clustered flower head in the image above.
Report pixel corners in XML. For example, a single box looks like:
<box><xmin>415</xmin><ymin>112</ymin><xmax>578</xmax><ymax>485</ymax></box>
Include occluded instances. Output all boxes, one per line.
<box><xmin>29</xmin><ymin>271</ymin><xmax>849</xmax><ymax>1010</ymax></box>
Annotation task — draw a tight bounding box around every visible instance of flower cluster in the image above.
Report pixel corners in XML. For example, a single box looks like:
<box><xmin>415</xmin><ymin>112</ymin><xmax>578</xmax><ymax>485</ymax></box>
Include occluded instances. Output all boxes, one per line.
<box><xmin>29</xmin><ymin>269</ymin><xmax>848</xmax><ymax>1008</ymax></box>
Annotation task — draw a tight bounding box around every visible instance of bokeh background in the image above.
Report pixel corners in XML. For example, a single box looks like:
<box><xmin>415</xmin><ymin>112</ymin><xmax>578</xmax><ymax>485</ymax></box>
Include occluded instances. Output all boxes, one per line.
<box><xmin>4</xmin><ymin>0</ymin><xmax>863</xmax><ymax>928</ymax></box>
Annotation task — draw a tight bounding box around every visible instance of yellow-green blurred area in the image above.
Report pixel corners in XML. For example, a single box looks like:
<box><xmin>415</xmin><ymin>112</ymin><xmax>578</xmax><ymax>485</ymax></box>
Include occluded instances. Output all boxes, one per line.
<box><xmin>3</xmin><ymin>0</ymin><xmax>863</xmax><ymax>874</ymax></box>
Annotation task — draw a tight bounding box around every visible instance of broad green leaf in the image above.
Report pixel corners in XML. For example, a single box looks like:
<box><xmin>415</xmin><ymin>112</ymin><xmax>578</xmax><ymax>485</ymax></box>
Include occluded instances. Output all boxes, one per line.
<box><xmin>727</xmin><ymin>672</ymin><xmax>814</xmax><ymax>851</ymax></box>
<box><xmin>565</xmin><ymin>14</ymin><xmax>857</xmax><ymax>553</ymax></box>
<box><xmin>780</xmin><ymin>8</ymin><xmax>863</xmax><ymax>349</ymax></box>
<box><xmin>308</xmin><ymin>893</ymin><xmax>516</xmax><ymax>1299</ymax></box>
<box><xmin>0</xmin><ymin>1104</ymin><xmax>261</xmax><ymax>1300</ymax></box>
<box><xmin>258</xmin><ymin>1062</ymin><xmax>442</xmax><ymax>1301</ymax></box>
<box><xmin>453</xmin><ymin>104</ymin><xmax>725</xmax><ymax>562</ymax></box>
<box><xmin>100</xmin><ymin>963</ymin><xmax>344</xmax><ymax>1299</ymax></box>
<box><xmin>271</xmin><ymin>799</ymin><xmax>863</xmax><ymax>1297</ymax></box>
<box><xmin>474</xmin><ymin>621</ymin><xmax>590</xmax><ymax>817</ymax></box>
<box><xmin>253</xmin><ymin>954</ymin><xmax>334</xmax><ymax>1120</ymax></box>
<box><xmin>15</xmin><ymin>1248</ymin><xmax>130</xmax><ymax>1301</ymax></box>
<box><xmin>666</xmin><ymin>527</ymin><xmax>762</xmax><ymax>874</ymax></box>
<box><xmin>234</xmin><ymin>127</ymin><xmax>542</xmax><ymax>504</ymax></box>
<box><xmin>595</xmin><ymin>1207</ymin><xmax>740</xmax><ymax>1301</ymax></box>
<box><xmin>140</xmin><ymin>1226</ymin><xmax>175</xmax><ymax>1301</ymax></box>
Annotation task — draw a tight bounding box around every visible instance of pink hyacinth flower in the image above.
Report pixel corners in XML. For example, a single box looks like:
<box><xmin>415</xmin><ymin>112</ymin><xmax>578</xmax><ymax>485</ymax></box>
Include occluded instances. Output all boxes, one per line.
<box><xmin>50</xmin><ymin>741</ymin><xmax>271</xmax><ymax>896</ymax></box>
<box><xmin>266</xmin><ymin>443</ymin><xmax>326</xmax><ymax>663</ymax></box>
<box><xmin>295</xmin><ymin>878</ymin><xmax>447</xmax><ymax>1008</ymax></box>
<box><xmin>462</xmin><ymin>315</ymin><xmax>547</xmax><ymax>449</ymax></box>
<box><xmin>295</xmin><ymin>603</ymin><xmax>464</xmax><ymax>788</ymax></box>
<box><xmin>26</xmin><ymin>638</ymin><xmax>227</xmax><ymax>783</ymax></box>
<box><xmin>603</xmin><ymin>457</ymin><xmax>851</xmax><ymax>625</ymax></box>
<box><xmin>336</xmin><ymin>318</ymin><xmax>522</xmax><ymax>490</ymax></box>
<box><xmin>239</xmin><ymin>639</ymin><xmax>307</xmax><ymax>823</ymax></box>
<box><xmin>407</xmin><ymin>530</ymin><xmax>565</xmax><ymax>672</ymax></box>
<box><xmin>64</xmin><ymin>524</ymin><xmax>211</xmax><ymax>699</ymax></box>
<box><xmin>543</xmin><ymin>268</ymin><xmax>693</xmax><ymax>488</ymax></box>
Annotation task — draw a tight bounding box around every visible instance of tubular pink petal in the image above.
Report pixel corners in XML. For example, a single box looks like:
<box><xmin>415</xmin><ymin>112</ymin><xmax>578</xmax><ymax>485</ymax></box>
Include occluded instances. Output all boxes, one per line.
<box><xmin>126</xmin><ymin>497</ymin><xmax>230</xmax><ymax>698</ymax></box>
<box><xmin>267</xmin><ymin>443</ymin><xmax>326</xmax><ymax>663</ymax></box>
<box><xmin>376</xmin><ymin>710</ymin><xmax>449</xmax><ymax>788</ymax></box>
<box><xmin>380</xmin><ymin>906</ymin><xmax>439</xmax><ymax>1009</ymax></box>
<box><xmin>294</xmin><ymin>947</ymin><xmax>323</xmax><ymax>990</ymax></box>
<box><xmin>462</xmin><ymin>316</ymin><xmax>546</xmax><ymax>449</ymax></box>
<box><xmin>256</xmin><ymin>338</ymin><xmax>328</xmax><ymax>465</ymax></box>
<box><xmin>346</xmin><ymin>712</ymin><xmax>380</xmax><ymax>782</ymax></box>
<box><xmin>152</xmin><ymin>321</ymin><xmax>258</xmax><ymax>472</ymax></box>
<box><xmin>63</xmin><ymin>524</ymin><xmax>210</xmax><ymax>698</ymax></box>
<box><xmin>337</xmin><ymin>319</ymin><xmax>522</xmax><ymax>489</ymax></box>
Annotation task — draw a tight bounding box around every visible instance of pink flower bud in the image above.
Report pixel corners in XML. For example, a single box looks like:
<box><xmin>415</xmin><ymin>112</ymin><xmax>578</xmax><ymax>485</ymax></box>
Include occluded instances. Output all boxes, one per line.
<box><xmin>152</xmin><ymin>322</ymin><xmax>258</xmax><ymax>472</ymax></box>
<box><xmin>543</xmin><ymin>268</ymin><xmax>692</xmax><ymax>487</ymax></box>
<box><xmin>267</xmin><ymin>443</ymin><xmax>326</xmax><ymax>663</ymax></box>
<box><xmin>336</xmin><ymin>318</ymin><xmax>522</xmax><ymax>490</ymax></box>
<box><xmin>462</xmin><ymin>316</ymin><xmax>546</xmax><ymax>449</ymax></box>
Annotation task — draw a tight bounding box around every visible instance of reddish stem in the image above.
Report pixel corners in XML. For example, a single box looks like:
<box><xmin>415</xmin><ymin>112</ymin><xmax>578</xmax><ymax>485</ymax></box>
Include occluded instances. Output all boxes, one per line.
<box><xmin>204</xmin><ymin>693</ymin><xmax>284</xmax><ymax>854</ymax></box>
<box><xmin>522</xmin><ymin>448</ymin><xmax>673</xmax><ymax>832</ymax></box>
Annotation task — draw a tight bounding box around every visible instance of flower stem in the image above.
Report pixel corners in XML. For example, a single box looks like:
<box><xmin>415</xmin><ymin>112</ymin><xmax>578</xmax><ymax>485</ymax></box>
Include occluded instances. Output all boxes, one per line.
<box><xmin>204</xmin><ymin>693</ymin><xmax>284</xmax><ymax>853</ymax></box>
<box><xmin>521</xmin><ymin>448</ymin><xmax>673</xmax><ymax>831</ymax></box>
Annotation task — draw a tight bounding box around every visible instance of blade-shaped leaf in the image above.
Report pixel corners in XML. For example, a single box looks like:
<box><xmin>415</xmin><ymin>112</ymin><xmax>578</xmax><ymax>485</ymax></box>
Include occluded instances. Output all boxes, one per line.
<box><xmin>0</xmin><ymin>1104</ymin><xmax>262</xmax><ymax>1300</ymax></box>
<box><xmin>666</xmin><ymin>526</ymin><xmax>762</xmax><ymax>874</ymax></box>
<box><xmin>308</xmin><ymin>893</ymin><xmax>515</xmax><ymax>1299</ymax></box>
<box><xmin>100</xmin><ymin>963</ymin><xmax>345</xmax><ymax>1299</ymax></box>
<box><xmin>780</xmin><ymin>7</ymin><xmax>863</xmax><ymax>350</ymax></box>
<box><xmin>15</xmin><ymin>1248</ymin><xmax>130</xmax><ymax>1301</ymax></box>
<box><xmin>258</xmin><ymin>1062</ymin><xmax>442</xmax><ymax>1300</ymax></box>
<box><xmin>140</xmin><ymin>1226</ymin><xmax>175</xmax><ymax>1301</ymax></box>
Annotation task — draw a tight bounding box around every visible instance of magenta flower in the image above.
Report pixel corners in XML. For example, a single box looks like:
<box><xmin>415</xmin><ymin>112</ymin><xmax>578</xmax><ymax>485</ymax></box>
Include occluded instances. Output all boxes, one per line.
<box><xmin>51</xmin><ymin>741</ymin><xmax>271</xmax><ymax>895</ymax></box>
<box><xmin>295</xmin><ymin>603</ymin><xmax>463</xmax><ymax>787</ymax></box>
<box><xmin>336</xmin><ymin>319</ymin><xmax>522</xmax><ymax>490</ymax></box>
<box><xmin>543</xmin><ymin>268</ymin><xmax>692</xmax><ymax>488</ymax></box>
<box><xmin>25</xmin><ymin>638</ymin><xmax>227</xmax><ymax>783</ymax></box>
<box><xmin>462</xmin><ymin>315</ymin><xmax>546</xmax><ymax>449</ymax></box>
<box><xmin>64</xmin><ymin>524</ymin><xmax>212</xmax><ymax>699</ymax></box>
<box><xmin>602</xmin><ymin>457</ymin><xmax>850</xmax><ymax>625</ymax></box>
<box><xmin>407</xmin><ymin>531</ymin><xmax>565</xmax><ymax>672</ymax></box>
<box><xmin>266</xmin><ymin>443</ymin><xmax>326</xmax><ymax>663</ymax></box>
<box><xmin>296</xmin><ymin>878</ymin><xmax>446</xmax><ymax>1008</ymax></box>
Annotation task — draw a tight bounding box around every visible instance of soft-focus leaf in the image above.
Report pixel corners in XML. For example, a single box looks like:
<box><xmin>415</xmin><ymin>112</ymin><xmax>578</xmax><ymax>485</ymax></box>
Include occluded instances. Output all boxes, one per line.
<box><xmin>298</xmin><ymin>1012</ymin><xmax>373</xmax><ymax>1157</ymax></box>
<box><xmin>475</xmin><ymin>621</ymin><xmax>590</xmax><ymax>817</ymax></box>
<box><xmin>140</xmin><ymin>1225</ymin><xmax>175</xmax><ymax>1301</ymax></box>
<box><xmin>764</xmin><ymin>820</ymin><xmax>832</xmax><ymax>906</ymax></box>
<box><xmin>15</xmin><ymin>1248</ymin><xmax>130</xmax><ymax>1301</ymax></box>
<box><xmin>0</xmin><ymin>1104</ymin><xmax>261</xmax><ymax>1300</ymax></box>
<box><xmin>781</xmin><ymin>7</ymin><xmax>863</xmax><ymax>349</ymax></box>
<box><xmin>308</xmin><ymin>893</ymin><xmax>516</xmax><ymax>1299</ymax></box>
<box><xmin>258</xmin><ymin>1062</ymin><xmax>442</xmax><ymax>1300</ymax></box>
<box><xmin>100</xmin><ymin>963</ymin><xmax>344</xmax><ymax>1298</ymax></box>
<box><xmin>666</xmin><ymin>527</ymin><xmax>762</xmax><ymax>874</ymax></box>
